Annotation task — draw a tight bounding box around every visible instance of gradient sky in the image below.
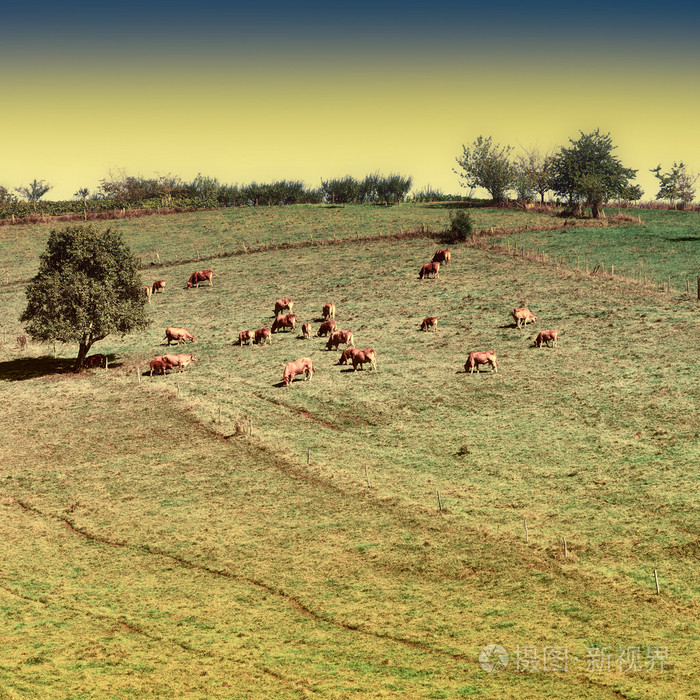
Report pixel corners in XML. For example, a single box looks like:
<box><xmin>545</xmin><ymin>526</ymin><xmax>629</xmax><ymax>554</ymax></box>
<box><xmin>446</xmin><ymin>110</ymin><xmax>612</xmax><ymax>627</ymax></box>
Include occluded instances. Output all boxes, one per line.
<box><xmin>2</xmin><ymin>1</ymin><xmax>699</xmax><ymax>201</ymax></box>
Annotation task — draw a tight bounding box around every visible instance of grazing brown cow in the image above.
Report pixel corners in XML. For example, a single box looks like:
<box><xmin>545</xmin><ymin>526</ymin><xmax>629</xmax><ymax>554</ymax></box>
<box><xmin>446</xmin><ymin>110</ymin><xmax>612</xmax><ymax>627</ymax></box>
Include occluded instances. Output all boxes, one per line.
<box><xmin>301</xmin><ymin>322</ymin><xmax>311</xmax><ymax>339</ymax></box>
<box><xmin>316</xmin><ymin>320</ymin><xmax>336</xmax><ymax>337</ymax></box>
<box><xmin>432</xmin><ymin>249</ymin><xmax>451</xmax><ymax>265</ymax></box>
<box><xmin>326</xmin><ymin>330</ymin><xmax>354</xmax><ymax>351</ymax></box>
<box><xmin>419</xmin><ymin>261</ymin><xmax>440</xmax><ymax>279</ymax></box>
<box><xmin>187</xmin><ymin>269</ymin><xmax>215</xmax><ymax>288</ymax></box>
<box><xmin>162</xmin><ymin>353</ymin><xmax>196</xmax><ymax>372</ymax></box>
<box><xmin>464</xmin><ymin>350</ymin><xmax>498</xmax><ymax>374</ymax></box>
<box><xmin>282</xmin><ymin>357</ymin><xmax>314</xmax><ymax>386</ymax></box>
<box><xmin>165</xmin><ymin>327</ymin><xmax>196</xmax><ymax>345</ymax></box>
<box><xmin>271</xmin><ymin>313</ymin><xmax>298</xmax><ymax>333</ymax></box>
<box><xmin>338</xmin><ymin>347</ymin><xmax>355</xmax><ymax>365</ymax></box>
<box><xmin>322</xmin><ymin>303</ymin><xmax>336</xmax><ymax>320</ymax></box>
<box><xmin>149</xmin><ymin>356</ymin><xmax>169</xmax><ymax>376</ymax></box>
<box><xmin>144</xmin><ymin>285</ymin><xmax>152</xmax><ymax>303</ymax></box>
<box><xmin>420</xmin><ymin>316</ymin><xmax>438</xmax><ymax>332</ymax></box>
<box><xmin>534</xmin><ymin>329</ymin><xmax>558</xmax><ymax>348</ymax></box>
<box><xmin>238</xmin><ymin>329</ymin><xmax>254</xmax><ymax>346</ymax></box>
<box><xmin>254</xmin><ymin>327</ymin><xmax>271</xmax><ymax>345</ymax></box>
<box><xmin>83</xmin><ymin>353</ymin><xmax>105</xmax><ymax>369</ymax></box>
<box><xmin>274</xmin><ymin>297</ymin><xmax>294</xmax><ymax>315</ymax></box>
<box><xmin>351</xmin><ymin>347</ymin><xmax>377</xmax><ymax>371</ymax></box>
<box><xmin>152</xmin><ymin>280</ymin><xmax>166</xmax><ymax>294</ymax></box>
<box><xmin>512</xmin><ymin>307</ymin><xmax>537</xmax><ymax>329</ymax></box>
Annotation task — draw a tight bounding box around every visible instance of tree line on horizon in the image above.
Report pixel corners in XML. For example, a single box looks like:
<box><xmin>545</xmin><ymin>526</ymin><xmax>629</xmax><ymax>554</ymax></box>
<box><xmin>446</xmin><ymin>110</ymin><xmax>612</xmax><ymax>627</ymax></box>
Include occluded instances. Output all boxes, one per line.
<box><xmin>454</xmin><ymin>129</ymin><xmax>698</xmax><ymax>217</ymax></box>
<box><xmin>1</xmin><ymin>129</ymin><xmax>697</xmax><ymax>221</ymax></box>
<box><xmin>0</xmin><ymin>172</ymin><xmax>415</xmax><ymax>217</ymax></box>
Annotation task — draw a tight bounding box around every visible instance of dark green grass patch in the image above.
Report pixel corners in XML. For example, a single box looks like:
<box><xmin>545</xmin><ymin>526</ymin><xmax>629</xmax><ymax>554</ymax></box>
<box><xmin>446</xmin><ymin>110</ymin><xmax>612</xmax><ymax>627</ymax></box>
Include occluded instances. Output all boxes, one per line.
<box><xmin>487</xmin><ymin>208</ymin><xmax>700</xmax><ymax>292</ymax></box>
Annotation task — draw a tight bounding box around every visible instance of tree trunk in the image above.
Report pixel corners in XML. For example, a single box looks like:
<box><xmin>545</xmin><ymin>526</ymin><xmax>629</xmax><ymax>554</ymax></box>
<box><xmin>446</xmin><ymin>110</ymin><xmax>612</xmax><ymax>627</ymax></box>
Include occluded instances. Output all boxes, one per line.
<box><xmin>74</xmin><ymin>336</ymin><xmax>92</xmax><ymax>372</ymax></box>
<box><xmin>591</xmin><ymin>201</ymin><xmax>605</xmax><ymax>219</ymax></box>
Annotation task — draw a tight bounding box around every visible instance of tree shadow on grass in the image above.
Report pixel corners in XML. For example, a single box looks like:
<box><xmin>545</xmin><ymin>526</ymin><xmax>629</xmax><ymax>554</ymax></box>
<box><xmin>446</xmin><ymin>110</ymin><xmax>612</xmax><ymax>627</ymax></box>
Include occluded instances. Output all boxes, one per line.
<box><xmin>0</xmin><ymin>354</ymin><xmax>122</xmax><ymax>381</ymax></box>
<box><xmin>0</xmin><ymin>356</ymin><xmax>75</xmax><ymax>381</ymax></box>
<box><xmin>664</xmin><ymin>236</ymin><xmax>700</xmax><ymax>242</ymax></box>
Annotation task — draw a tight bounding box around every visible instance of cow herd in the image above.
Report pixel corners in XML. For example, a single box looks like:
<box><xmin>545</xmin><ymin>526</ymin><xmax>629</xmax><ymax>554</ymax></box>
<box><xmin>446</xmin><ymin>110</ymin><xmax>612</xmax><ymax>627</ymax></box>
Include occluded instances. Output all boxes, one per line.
<box><xmin>413</xmin><ymin>248</ymin><xmax>559</xmax><ymax>375</ymax></box>
<box><xmin>128</xmin><ymin>253</ymin><xmax>558</xmax><ymax>385</ymax></box>
<box><xmin>236</xmin><ymin>296</ymin><xmax>373</xmax><ymax>385</ymax></box>
<box><xmin>136</xmin><ymin>268</ymin><xmax>377</xmax><ymax>385</ymax></box>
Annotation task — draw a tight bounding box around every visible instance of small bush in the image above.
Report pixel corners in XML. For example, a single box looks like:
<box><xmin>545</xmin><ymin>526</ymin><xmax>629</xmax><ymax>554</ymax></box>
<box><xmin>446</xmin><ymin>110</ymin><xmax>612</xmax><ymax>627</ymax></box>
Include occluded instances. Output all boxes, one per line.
<box><xmin>443</xmin><ymin>210</ymin><xmax>474</xmax><ymax>243</ymax></box>
<box><xmin>16</xmin><ymin>333</ymin><xmax>27</xmax><ymax>350</ymax></box>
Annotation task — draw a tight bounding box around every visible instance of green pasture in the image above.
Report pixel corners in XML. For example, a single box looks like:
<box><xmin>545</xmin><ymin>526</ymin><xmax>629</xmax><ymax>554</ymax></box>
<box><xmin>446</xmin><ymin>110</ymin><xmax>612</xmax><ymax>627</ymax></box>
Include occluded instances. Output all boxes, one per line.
<box><xmin>485</xmin><ymin>208</ymin><xmax>700</xmax><ymax>293</ymax></box>
<box><xmin>0</xmin><ymin>209</ymin><xmax>698</xmax><ymax>698</ymax></box>
<box><xmin>0</xmin><ymin>204</ymin><xmax>553</xmax><ymax>285</ymax></box>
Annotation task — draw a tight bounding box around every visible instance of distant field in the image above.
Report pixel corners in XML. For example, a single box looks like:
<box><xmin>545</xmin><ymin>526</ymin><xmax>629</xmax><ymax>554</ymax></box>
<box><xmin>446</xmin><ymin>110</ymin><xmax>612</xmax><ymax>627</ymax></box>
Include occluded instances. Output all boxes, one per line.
<box><xmin>0</xmin><ymin>204</ymin><xmax>557</xmax><ymax>284</ymax></box>
<box><xmin>485</xmin><ymin>208</ymin><xmax>700</xmax><ymax>292</ymax></box>
<box><xmin>0</xmin><ymin>208</ymin><xmax>698</xmax><ymax>698</ymax></box>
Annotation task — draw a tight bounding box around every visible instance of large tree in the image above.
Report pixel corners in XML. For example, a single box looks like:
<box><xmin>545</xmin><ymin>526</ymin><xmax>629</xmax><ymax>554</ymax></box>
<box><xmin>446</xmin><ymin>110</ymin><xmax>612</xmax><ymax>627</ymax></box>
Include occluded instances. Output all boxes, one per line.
<box><xmin>550</xmin><ymin>129</ymin><xmax>637</xmax><ymax>218</ymax></box>
<box><xmin>650</xmin><ymin>162</ymin><xmax>697</xmax><ymax>209</ymax></box>
<box><xmin>454</xmin><ymin>135</ymin><xmax>516</xmax><ymax>203</ymax></box>
<box><xmin>21</xmin><ymin>224</ymin><xmax>150</xmax><ymax>372</ymax></box>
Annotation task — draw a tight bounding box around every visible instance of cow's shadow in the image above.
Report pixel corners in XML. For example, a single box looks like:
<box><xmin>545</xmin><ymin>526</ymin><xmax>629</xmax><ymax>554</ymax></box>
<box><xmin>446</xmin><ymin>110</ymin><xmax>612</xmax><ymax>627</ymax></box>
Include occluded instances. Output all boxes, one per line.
<box><xmin>0</xmin><ymin>356</ymin><xmax>75</xmax><ymax>381</ymax></box>
<box><xmin>273</xmin><ymin>379</ymin><xmax>309</xmax><ymax>388</ymax></box>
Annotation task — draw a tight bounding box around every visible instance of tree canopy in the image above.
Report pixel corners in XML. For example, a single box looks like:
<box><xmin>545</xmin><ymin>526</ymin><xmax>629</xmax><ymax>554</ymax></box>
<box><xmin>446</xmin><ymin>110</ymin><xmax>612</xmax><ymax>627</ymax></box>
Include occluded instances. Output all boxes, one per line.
<box><xmin>549</xmin><ymin>129</ymin><xmax>637</xmax><ymax>217</ymax></box>
<box><xmin>650</xmin><ymin>162</ymin><xmax>697</xmax><ymax>209</ymax></box>
<box><xmin>454</xmin><ymin>136</ymin><xmax>516</xmax><ymax>203</ymax></box>
<box><xmin>21</xmin><ymin>224</ymin><xmax>150</xmax><ymax>371</ymax></box>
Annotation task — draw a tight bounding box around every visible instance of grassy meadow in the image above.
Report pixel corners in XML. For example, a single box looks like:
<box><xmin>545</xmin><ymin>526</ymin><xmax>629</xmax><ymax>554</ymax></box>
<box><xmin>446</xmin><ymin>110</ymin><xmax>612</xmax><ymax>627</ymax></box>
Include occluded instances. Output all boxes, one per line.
<box><xmin>484</xmin><ymin>208</ymin><xmax>700</xmax><ymax>293</ymax></box>
<box><xmin>0</xmin><ymin>204</ymin><xmax>564</xmax><ymax>285</ymax></box>
<box><xmin>0</xmin><ymin>205</ymin><xmax>698</xmax><ymax>698</ymax></box>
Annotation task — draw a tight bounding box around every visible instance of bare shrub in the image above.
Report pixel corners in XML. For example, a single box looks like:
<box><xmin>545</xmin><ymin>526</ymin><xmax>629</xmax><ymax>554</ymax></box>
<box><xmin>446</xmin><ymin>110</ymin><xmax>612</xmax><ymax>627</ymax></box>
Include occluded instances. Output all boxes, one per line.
<box><xmin>17</xmin><ymin>333</ymin><xmax>27</xmax><ymax>350</ymax></box>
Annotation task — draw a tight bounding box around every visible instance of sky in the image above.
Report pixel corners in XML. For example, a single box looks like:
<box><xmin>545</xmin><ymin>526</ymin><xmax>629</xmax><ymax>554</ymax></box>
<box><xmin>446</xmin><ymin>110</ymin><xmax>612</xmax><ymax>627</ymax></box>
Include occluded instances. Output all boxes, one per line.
<box><xmin>1</xmin><ymin>1</ymin><xmax>699</xmax><ymax>202</ymax></box>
